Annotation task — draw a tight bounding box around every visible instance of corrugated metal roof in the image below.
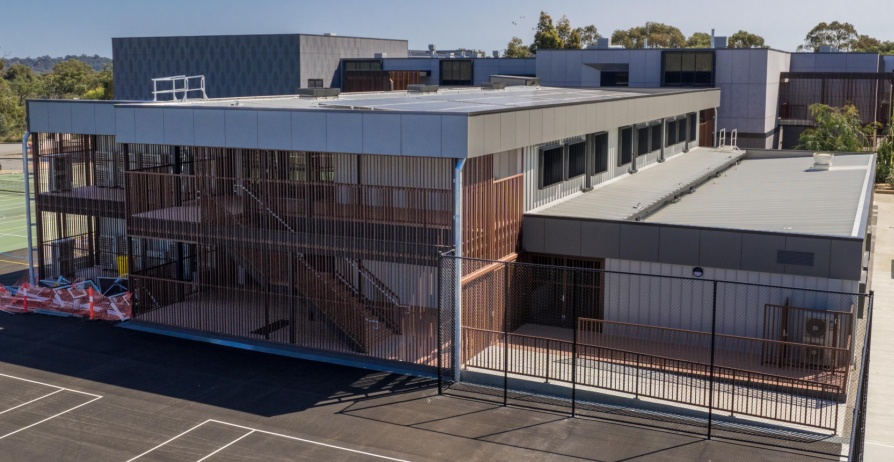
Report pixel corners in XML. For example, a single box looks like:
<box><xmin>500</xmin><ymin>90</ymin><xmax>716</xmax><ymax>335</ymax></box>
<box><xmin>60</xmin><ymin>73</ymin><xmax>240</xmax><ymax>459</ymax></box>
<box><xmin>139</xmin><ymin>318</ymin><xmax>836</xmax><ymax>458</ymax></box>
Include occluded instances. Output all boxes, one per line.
<box><xmin>531</xmin><ymin>149</ymin><xmax>746</xmax><ymax>221</ymax></box>
<box><xmin>134</xmin><ymin>86</ymin><xmax>711</xmax><ymax>114</ymax></box>
<box><xmin>644</xmin><ymin>153</ymin><xmax>874</xmax><ymax>237</ymax></box>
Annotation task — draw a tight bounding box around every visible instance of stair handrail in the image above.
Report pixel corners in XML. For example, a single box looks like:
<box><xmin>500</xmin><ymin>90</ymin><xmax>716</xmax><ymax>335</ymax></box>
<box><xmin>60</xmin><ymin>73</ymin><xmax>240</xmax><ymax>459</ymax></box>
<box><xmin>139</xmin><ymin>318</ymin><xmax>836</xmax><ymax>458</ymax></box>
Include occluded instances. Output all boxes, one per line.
<box><xmin>235</xmin><ymin>182</ymin><xmax>295</xmax><ymax>233</ymax></box>
<box><xmin>344</xmin><ymin>259</ymin><xmax>404</xmax><ymax>309</ymax></box>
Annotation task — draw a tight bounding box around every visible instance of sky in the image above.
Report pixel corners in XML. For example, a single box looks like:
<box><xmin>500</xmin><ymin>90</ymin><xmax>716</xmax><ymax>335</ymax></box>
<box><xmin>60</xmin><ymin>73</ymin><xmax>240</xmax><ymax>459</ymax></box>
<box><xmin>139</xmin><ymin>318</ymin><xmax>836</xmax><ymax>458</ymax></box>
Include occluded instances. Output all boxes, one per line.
<box><xmin>1</xmin><ymin>0</ymin><xmax>891</xmax><ymax>58</ymax></box>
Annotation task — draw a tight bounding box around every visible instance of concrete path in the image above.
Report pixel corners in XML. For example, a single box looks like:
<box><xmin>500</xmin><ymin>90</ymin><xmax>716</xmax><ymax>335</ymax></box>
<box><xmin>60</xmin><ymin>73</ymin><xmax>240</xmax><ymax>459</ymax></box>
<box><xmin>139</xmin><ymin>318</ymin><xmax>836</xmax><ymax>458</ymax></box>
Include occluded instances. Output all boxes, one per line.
<box><xmin>865</xmin><ymin>192</ymin><xmax>894</xmax><ymax>460</ymax></box>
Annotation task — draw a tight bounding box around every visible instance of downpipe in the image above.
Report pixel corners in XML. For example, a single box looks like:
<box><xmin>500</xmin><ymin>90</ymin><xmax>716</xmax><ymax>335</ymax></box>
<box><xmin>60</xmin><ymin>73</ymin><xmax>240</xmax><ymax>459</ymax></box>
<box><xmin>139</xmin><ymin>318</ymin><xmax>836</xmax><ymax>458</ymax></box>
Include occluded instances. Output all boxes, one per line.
<box><xmin>22</xmin><ymin>131</ymin><xmax>35</xmax><ymax>286</ymax></box>
<box><xmin>452</xmin><ymin>157</ymin><xmax>466</xmax><ymax>382</ymax></box>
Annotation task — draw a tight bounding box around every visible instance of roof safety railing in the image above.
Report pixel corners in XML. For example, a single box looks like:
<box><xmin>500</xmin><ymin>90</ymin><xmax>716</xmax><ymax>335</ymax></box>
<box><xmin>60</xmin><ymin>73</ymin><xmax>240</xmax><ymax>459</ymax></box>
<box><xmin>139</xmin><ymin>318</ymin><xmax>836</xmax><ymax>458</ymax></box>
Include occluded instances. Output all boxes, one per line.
<box><xmin>151</xmin><ymin>75</ymin><xmax>208</xmax><ymax>102</ymax></box>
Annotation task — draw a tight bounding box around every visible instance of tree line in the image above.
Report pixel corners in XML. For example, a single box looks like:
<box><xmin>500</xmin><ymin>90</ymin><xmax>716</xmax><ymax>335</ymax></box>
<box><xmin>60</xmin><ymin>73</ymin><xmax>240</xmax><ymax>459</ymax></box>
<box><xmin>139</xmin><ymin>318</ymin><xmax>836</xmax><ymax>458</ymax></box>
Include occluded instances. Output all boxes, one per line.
<box><xmin>505</xmin><ymin>13</ymin><xmax>894</xmax><ymax>56</ymax></box>
<box><xmin>0</xmin><ymin>56</ymin><xmax>113</xmax><ymax>141</ymax></box>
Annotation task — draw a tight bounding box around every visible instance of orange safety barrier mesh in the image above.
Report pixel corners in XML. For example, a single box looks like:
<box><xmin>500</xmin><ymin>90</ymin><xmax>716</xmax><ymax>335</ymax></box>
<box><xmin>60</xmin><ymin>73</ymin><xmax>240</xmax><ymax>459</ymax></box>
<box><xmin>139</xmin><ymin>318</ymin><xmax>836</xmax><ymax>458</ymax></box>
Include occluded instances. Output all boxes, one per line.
<box><xmin>0</xmin><ymin>280</ymin><xmax>131</xmax><ymax>321</ymax></box>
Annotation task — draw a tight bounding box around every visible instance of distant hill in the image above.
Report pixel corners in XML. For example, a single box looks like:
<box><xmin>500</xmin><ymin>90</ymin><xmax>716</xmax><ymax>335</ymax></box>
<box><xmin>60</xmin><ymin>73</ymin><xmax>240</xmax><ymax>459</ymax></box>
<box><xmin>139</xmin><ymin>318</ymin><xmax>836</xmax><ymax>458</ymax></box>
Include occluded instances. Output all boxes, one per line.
<box><xmin>2</xmin><ymin>55</ymin><xmax>112</xmax><ymax>73</ymax></box>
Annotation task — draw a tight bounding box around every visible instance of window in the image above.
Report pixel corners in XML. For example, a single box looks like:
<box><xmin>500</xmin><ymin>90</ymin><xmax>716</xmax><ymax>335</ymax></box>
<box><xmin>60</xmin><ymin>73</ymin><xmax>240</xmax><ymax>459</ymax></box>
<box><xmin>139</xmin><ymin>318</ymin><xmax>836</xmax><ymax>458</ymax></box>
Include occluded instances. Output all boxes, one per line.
<box><xmin>440</xmin><ymin>60</ymin><xmax>473</xmax><ymax>86</ymax></box>
<box><xmin>666</xmin><ymin>120</ymin><xmax>678</xmax><ymax>146</ymax></box>
<box><xmin>540</xmin><ymin>146</ymin><xmax>564</xmax><ymax>188</ymax></box>
<box><xmin>600</xmin><ymin>71</ymin><xmax>629</xmax><ymax>87</ymax></box>
<box><xmin>677</xmin><ymin>117</ymin><xmax>688</xmax><ymax>144</ymax></box>
<box><xmin>567</xmin><ymin>141</ymin><xmax>587</xmax><ymax>178</ymax></box>
<box><xmin>618</xmin><ymin>127</ymin><xmax>633</xmax><ymax>166</ymax></box>
<box><xmin>593</xmin><ymin>133</ymin><xmax>609</xmax><ymax>174</ymax></box>
<box><xmin>344</xmin><ymin>60</ymin><xmax>383</xmax><ymax>71</ymax></box>
<box><xmin>650</xmin><ymin>123</ymin><xmax>662</xmax><ymax>154</ymax></box>
<box><xmin>662</xmin><ymin>51</ymin><xmax>715</xmax><ymax>87</ymax></box>
<box><xmin>308</xmin><ymin>79</ymin><xmax>323</xmax><ymax>88</ymax></box>
<box><xmin>637</xmin><ymin>126</ymin><xmax>651</xmax><ymax>156</ymax></box>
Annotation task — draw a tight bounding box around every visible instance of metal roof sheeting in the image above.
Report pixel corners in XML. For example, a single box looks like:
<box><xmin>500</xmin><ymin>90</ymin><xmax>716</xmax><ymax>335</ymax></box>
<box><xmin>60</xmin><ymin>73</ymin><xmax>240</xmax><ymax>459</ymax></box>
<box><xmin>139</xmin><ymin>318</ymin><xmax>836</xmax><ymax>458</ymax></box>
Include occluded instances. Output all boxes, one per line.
<box><xmin>644</xmin><ymin>154</ymin><xmax>874</xmax><ymax>237</ymax></box>
<box><xmin>532</xmin><ymin>149</ymin><xmax>746</xmax><ymax>221</ymax></box>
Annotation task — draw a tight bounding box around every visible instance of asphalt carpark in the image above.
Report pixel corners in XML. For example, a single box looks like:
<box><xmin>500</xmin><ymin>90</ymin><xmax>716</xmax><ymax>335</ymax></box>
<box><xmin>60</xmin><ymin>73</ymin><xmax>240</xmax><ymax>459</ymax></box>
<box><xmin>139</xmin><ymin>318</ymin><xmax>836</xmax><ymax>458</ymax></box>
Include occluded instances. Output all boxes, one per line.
<box><xmin>0</xmin><ymin>314</ymin><xmax>843</xmax><ymax>462</ymax></box>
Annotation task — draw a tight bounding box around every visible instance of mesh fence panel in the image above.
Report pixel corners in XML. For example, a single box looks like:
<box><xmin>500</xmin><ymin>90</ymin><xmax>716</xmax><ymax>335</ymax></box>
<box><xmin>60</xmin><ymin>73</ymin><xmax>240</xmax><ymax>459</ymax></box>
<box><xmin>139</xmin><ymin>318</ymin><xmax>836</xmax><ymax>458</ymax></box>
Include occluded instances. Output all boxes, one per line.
<box><xmin>438</xmin><ymin>254</ymin><xmax>874</xmax><ymax>456</ymax></box>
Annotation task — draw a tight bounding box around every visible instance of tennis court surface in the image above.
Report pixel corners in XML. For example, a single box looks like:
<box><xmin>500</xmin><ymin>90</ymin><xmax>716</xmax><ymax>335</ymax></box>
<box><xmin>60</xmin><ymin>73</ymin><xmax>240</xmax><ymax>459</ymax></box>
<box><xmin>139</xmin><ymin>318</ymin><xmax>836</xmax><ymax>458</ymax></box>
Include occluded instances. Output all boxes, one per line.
<box><xmin>0</xmin><ymin>314</ymin><xmax>843</xmax><ymax>461</ymax></box>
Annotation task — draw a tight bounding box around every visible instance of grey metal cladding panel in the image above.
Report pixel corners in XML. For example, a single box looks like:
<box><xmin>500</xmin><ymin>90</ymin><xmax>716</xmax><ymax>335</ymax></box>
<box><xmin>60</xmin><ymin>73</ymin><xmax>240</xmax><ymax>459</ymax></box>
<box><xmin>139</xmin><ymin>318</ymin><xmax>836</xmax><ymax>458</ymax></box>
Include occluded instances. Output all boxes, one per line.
<box><xmin>829</xmin><ymin>239</ymin><xmax>863</xmax><ymax>281</ymax></box>
<box><xmin>441</xmin><ymin>116</ymin><xmax>468</xmax><ymax>158</ymax></box>
<box><xmin>543</xmin><ymin>219</ymin><xmax>582</xmax><ymax>256</ymax></box>
<box><xmin>658</xmin><ymin>226</ymin><xmax>700</xmax><ymax>266</ymax></box>
<box><xmin>70</xmin><ymin>103</ymin><xmax>96</xmax><ymax>134</ymax></box>
<box><xmin>115</xmin><ymin>107</ymin><xmax>136</xmax><ymax>142</ymax></box>
<box><xmin>361</xmin><ymin>113</ymin><xmax>401</xmax><ymax>155</ymax></box>
<box><xmin>783</xmin><ymin>236</ymin><xmax>831</xmax><ymax>278</ymax></box>
<box><xmin>619</xmin><ymin>224</ymin><xmax>659</xmax><ymax>262</ymax></box>
<box><xmin>326</xmin><ymin>112</ymin><xmax>362</xmax><ymax>153</ymax></box>
<box><xmin>194</xmin><ymin>109</ymin><xmax>226</xmax><ymax>147</ymax></box>
<box><xmin>163</xmin><ymin>109</ymin><xmax>195</xmax><ymax>146</ymax></box>
<box><xmin>522</xmin><ymin>216</ymin><xmax>546</xmax><ymax>253</ymax></box>
<box><xmin>401</xmin><ymin>114</ymin><xmax>441</xmax><ymax>157</ymax></box>
<box><xmin>740</xmin><ymin>233</ymin><xmax>786</xmax><ymax>274</ymax></box>
<box><xmin>580</xmin><ymin>221</ymin><xmax>620</xmax><ymax>259</ymax></box>
<box><xmin>225</xmin><ymin>110</ymin><xmax>259</xmax><ymax>148</ymax></box>
<box><xmin>47</xmin><ymin>102</ymin><xmax>72</xmax><ymax>134</ymax></box>
<box><xmin>257</xmin><ymin>111</ymin><xmax>292</xmax><ymax>150</ymax></box>
<box><xmin>94</xmin><ymin>104</ymin><xmax>116</xmax><ymax>135</ymax></box>
<box><xmin>133</xmin><ymin>108</ymin><xmax>165</xmax><ymax>144</ymax></box>
<box><xmin>292</xmin><ymin>112</ymin><xmax>327</xmax><ymax>152</ymax></box>
<box><xmin>27</xmin><ymin>101</ymin><xmax>49</xmax><ymax>133</ymax></box>
<box><xmin>698</xmin><ymin>229</ymin><xmax>742</xmax><ymax>270</ymax></box>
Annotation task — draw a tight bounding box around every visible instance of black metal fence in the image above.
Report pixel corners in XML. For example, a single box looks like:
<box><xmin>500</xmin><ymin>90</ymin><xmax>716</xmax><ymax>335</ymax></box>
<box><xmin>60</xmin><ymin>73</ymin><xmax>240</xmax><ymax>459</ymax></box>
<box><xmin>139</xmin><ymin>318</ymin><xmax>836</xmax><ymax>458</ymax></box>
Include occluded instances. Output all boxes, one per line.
<box><xmin>438</xmin><ymin>253</ymin><xmax>874</xmax><ymax>457</ymax></box>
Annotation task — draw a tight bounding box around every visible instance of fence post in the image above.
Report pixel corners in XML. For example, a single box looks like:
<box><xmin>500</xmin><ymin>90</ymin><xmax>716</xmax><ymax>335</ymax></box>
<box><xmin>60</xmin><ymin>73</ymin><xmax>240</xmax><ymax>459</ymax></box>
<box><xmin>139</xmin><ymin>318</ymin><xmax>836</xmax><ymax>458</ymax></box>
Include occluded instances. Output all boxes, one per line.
<box><xmin>503</xmin><ymin>261</ymin><xmax>509</xmax><ymax>407</ymax></box>
<box><xmin>707</xmin><ymin>280</ymin><xmax>718</xmax><ymax>439</ymax></box>
<box><xmin>571</xmin><ymin>269</ymin><xmax>579</xmax><ymax>418</ymax></box>
<box><xmin>436</xmin><ymin>253</ymin><xmax>443</xmax><ymax>395</ymax></box>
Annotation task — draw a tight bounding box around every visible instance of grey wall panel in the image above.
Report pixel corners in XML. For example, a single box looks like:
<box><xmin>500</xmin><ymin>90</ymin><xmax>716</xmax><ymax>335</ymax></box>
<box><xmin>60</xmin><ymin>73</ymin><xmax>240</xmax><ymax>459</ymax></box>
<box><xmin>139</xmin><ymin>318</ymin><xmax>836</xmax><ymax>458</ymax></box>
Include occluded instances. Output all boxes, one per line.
<box><xmin>94</xmin><ymin>103</ymin><xmax>116</xmax><ymax>135</ymax></box>
<box><xmin>47</xmin><ymin>102</ymin><xmax>72</xmax><ymax>134</ymax></box>
<box><xmin>300</xmin><ymin>35</ymin><xmax>409</xmax><ymax>89</ymax></box>
<box><xmin>70</xmin><ymin>103</ymin><xmax>96</xmax><ymax>134</ymax></box>
<box><xmin>401</xmin><ymin>114</ymin><xmax>441</xmax><ymax>157</ymax></box>
<box><xmin>225</xmin><ymin>110</ymin><xmax>259</xmax><ymax>148</ymax></box>
<box><xmin>133</xmin><ymin>107</ymin><xmax>165</xmax><ymax>144</ymax></box>
<box><xmin>784</xmin><ymin>236</ymin><xmax>831</xmax><ymax>278</ymax></box>
<box><xmin>580</xmin><ymin>221</ymin><xmax>620</xmax><ymax>259</ymax></box>
<box><xmin>619</xmin><ymin>224</ymin><xmax>659</xmax><ymax>262</ymax></box>
<box><xmin>326</xmin><ymin>112</ymin><xmax>362</xmax><ymax>153</ymax></box>
<box><xmin>441</xmin><ymin>116</ymin><xmax>468</xmax><ymax>158</ymax></box>
<box><xmin>829</xmin><ymin>239</ymin><xmax>864</xmax><ymax>280</ymax></box>
<box><xmin>740</xmin><ymin>233</ymin><xmax>786</xmax><ymax>274</ymax></box>
<box><xmin>543</xmin><ymin>219</ymin><xmax>581</xmax><ymax>256</ymax></box>
<box><xmin>699</xmin><ymin>229</ymin><xmax>742</xmax><ymax>269</ymax></box>
<box><xmin>114</xmin><ymin>107</ymin><xmax>136</xmax><ymax>143</ymax></box>
<box><xmin>193</xmin><ymin>109</ymin><xmax>226</xmax><ymax>147</ymax></box>
<box><xmin>658</xmin><ymin>227</ymin><xmax>700</xmax><ymax>266</ymax></box>
<box><xmin>291</xmin><ymin>112</ymin><xmax>327</xmax><ymax>151</ymax></box>
<box><xmin>362</xmin><ymin>113</ymin><xmax>401</xmax><ymax>154</ymax></box>
<box><xmin>27</xmin><ymin>101</ymin><xmax>50</xmax><ymax>133</ymax></box>
<box><xmin>257</xmin><ymin>111</ymin><xmax>292</xmax><ymax>149</ymax></box>
<box><xmin>522</xmin><ymin>216</ymin><xmax>546</xmax><ymax>253</ymax></box>
<box><xmin>163</xmin><ymin>109</ymin><xmax>195</xmax><ymax>146</ymax></box>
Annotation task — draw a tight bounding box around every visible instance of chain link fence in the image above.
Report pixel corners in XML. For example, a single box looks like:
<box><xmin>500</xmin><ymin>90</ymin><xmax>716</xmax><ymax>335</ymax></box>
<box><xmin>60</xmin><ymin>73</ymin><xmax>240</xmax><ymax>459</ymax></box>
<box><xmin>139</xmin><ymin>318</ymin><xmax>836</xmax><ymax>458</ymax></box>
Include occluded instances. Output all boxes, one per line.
<box><xmin>437</xmin><ymin>253</ymin><xmax>874</xmax><ymax>457</ymax></box>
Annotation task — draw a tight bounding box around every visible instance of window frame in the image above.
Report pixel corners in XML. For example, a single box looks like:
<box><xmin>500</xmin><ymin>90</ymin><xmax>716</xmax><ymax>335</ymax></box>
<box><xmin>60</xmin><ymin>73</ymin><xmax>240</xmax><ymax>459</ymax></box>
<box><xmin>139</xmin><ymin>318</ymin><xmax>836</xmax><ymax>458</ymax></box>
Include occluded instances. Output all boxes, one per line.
<box><xmin>592</xmin><ymin>132</ymin><xmax>609</xmax><ymax>175</ymax></box>
<box><xmin>661</xmin><ymin>51</ymin><xmax>715</xmax><ymax>87</ymax></box>
<box><xmin>566</xmin><ymin>139</ymin><xmax>587</xmax><ymax>179</ymax></box>
<box><xmin>618</xmin><ymin>127</ymin><xmax>633</xmax><ymax>166</ymax></box>
<box><xmin>539</xmin><ymin>144</ymin><xmax>565</xmax><ymax>189</ymax></box>
<box><xmin>307</xmin><ymin>79</ymin><xmax>324</xmax><ymax>88</ymax></box>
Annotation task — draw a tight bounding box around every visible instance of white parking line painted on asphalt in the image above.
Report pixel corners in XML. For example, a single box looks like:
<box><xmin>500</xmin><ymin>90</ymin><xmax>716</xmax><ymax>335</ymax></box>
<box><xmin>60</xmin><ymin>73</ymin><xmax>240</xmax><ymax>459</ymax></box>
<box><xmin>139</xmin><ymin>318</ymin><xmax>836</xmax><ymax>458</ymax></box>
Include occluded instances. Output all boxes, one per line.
<box><xmin>195</xmin><ymin>430</ymin><xmax>255</xmax><ymax>462</ymax></box>
<box><xmin>0</xmin><ymin>395</ymin><xmax>102</xmax><ymax>440</ymax></box>
<box><xmin>0</xmin><ymin>389</ymin><xmax>63</xmax><ymax>415</ymax></box>
<box><xmin>0</xmin><ymin>372</ymin><xmax>103</xmax><ymax>398</ymax></box>
<box><xmin>125</xmin><ymin>420</ymin><xmax>215</xmax><ymax>462</ymax></box>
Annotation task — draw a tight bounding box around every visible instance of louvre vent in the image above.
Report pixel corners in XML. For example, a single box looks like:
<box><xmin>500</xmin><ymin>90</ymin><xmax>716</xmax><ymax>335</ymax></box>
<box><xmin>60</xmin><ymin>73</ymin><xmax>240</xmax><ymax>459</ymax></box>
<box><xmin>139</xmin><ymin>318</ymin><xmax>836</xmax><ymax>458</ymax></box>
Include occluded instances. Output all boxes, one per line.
<box><xmin>777</xmin><ymin>250</ymin><xmax>815</xmax><ymax>266</ymax></box>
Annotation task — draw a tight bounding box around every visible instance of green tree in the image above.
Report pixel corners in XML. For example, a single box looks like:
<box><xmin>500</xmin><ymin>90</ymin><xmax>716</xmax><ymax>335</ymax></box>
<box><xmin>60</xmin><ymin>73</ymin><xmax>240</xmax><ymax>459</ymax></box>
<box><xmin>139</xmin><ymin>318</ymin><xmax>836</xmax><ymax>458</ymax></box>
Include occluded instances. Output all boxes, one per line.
<box><xmin>0</xmin><ymin>80</ymin><xmax>26</xmax><ymax>140</ymax></box>
<box><xmin>3</xmin><ymin>64</ymin><xmax>46</xmax><ymax>105</ymax></box>
<box><xmin>530</xmin><ymin>11</ymin><xmax>564</xmax><ymax>53</ymax></box>
<box><xmin>577</xmin><ymin>25</ymin><xmax>600</xmax><ymax>48</ymax></box>
<box><xmin>796</xmin><ymin>104</ymin><xmax>869</xmax><ymax>151</ymax></box>
<box><xmin>686</xmin><ymin>32</ymin><xmax>712</xmax><ymax>48</ymax></box>
<box><xmin>503</xmin><ymin>37</ymin><xmax>532</xmax><ymax>58</ymax></box>
<box><xmin>48</xmin><ymin>59</ymin><xmax>96</xmax><ymax>98</ymax></box>
<box><xmin>797</xmin><ymin>21</ymin><xmax>859</xmax><ymax>51</ymax></box>
<box><xmin>611</xmin><ymin>22</ymin><xmax>686</xmax><ymax>49</ymax></box>
<box><xmin>852</xmin><ymin>35</ymin><xmax>894</xmax><ymax>54</ymax></box>
<box><xmin>83</xmin><ymin>63</ymin><xmax>114</xmax><ymax>100</ymax></box>
<box><xmin>728</xmin><ymin>30</ymin><xmax>767</xmax><ymax>48</ymax></box>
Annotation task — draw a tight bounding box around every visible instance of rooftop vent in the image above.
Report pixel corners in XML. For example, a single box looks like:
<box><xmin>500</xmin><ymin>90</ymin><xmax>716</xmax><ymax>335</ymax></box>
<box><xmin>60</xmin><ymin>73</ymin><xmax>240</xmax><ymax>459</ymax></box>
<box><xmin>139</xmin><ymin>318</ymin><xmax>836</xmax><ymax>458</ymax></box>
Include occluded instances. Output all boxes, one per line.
<box><xmin>324</xmin><ymin>33</ymin><xmax>337</xmax><ymax>36</ymax></box>
<box><xmin>712</xmin><ymin>36</ymin><xmax>728</xmax><ymax>49</ymax></box>
<box><xmin>407</xmin><ymin>84</ymin><xmax>439</xmax><ymax>94</ymax></box>
<box><xmin>819</xmin><ymin>45</ymin><xmax>839</xmax><ymax>53</ymax></box>
<box><xmin>812</xmin><ymin>152</ymin><xmax>834</xmax><ymax>171</ymax></box>
<box><xmin>480</xmin><ymin>82</ymin><xmax>507</xmax><ymax>90</ymax></box>
<box><xmin>374</xmin><ymin>52</ymin><xmax>387</xmax><ymax>58</ymax></box>
<box><xmin>296</xmin><ymin>88</ymin><xmax>340</xmax><ymax>98</ymax></box>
